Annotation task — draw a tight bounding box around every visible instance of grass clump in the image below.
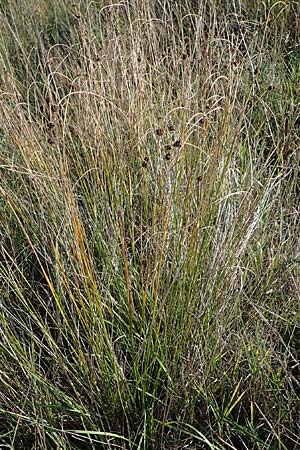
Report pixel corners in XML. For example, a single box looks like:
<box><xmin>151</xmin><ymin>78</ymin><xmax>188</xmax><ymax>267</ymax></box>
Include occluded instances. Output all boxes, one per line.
<box><xmin>0</xmin><ymin>1</ymin><xmax>299</xmax><ymax>449</ymax></box>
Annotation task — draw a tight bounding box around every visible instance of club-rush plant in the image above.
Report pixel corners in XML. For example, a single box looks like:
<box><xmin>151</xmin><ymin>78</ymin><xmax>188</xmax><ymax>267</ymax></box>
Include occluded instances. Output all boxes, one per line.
<box><xmin>0</xmin><ymin>1</ymin><xmax>299</xmax><ymax>449</ymax></box>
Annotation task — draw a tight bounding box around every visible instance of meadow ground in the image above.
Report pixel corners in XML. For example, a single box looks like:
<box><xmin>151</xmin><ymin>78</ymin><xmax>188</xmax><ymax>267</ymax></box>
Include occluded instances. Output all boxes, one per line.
<box><xmin>0</xmin><ymin>1</ymin><xmax>300</xmax><ymax>449</ymax></box>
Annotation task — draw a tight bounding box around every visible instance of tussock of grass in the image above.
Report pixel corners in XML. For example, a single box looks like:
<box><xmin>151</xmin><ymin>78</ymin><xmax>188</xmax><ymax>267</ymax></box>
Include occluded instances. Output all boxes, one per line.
<box><xmin>0</xmin><ymin>1</ymin><xmax>300</xmax><ymax>449</ymax></box>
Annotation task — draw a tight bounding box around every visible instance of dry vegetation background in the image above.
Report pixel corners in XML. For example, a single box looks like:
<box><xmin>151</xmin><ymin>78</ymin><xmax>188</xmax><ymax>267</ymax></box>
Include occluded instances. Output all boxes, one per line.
<box><xmin>0</xmin><ymin>1</ymin><xmax>300</xmax><ymax>449</ymax></box>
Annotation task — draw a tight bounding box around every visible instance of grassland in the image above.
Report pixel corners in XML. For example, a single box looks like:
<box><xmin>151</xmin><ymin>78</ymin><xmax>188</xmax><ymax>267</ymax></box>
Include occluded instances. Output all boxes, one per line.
<box><xmin>0</xmin><ymin>1</ymin><xmax>300</xmax><ymax>449</ymax></box>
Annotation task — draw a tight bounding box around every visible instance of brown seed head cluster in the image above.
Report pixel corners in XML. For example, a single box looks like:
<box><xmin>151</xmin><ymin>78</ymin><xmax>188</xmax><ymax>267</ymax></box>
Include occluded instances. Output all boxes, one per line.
<box><xmin>156</xmin><ymin>128</ymin><xmax>164</xmax><ymax>136</ymax></box>
<box><xmin>142</xmin><ymin>156</ymin><xmax>149</xmax><ymax>168</ymax></box>
<box><xmin>47</xmin><ymin>137</ymin><xmax>55</xmax><ymax>145</ymax></box>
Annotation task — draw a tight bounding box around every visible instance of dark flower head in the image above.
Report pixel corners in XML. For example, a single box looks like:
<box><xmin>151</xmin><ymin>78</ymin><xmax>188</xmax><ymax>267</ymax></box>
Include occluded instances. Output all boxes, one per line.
<box><xmin>142</xmin><ymin>156</ymin><xmax>149</xmax><ymax>168</ymax></box>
